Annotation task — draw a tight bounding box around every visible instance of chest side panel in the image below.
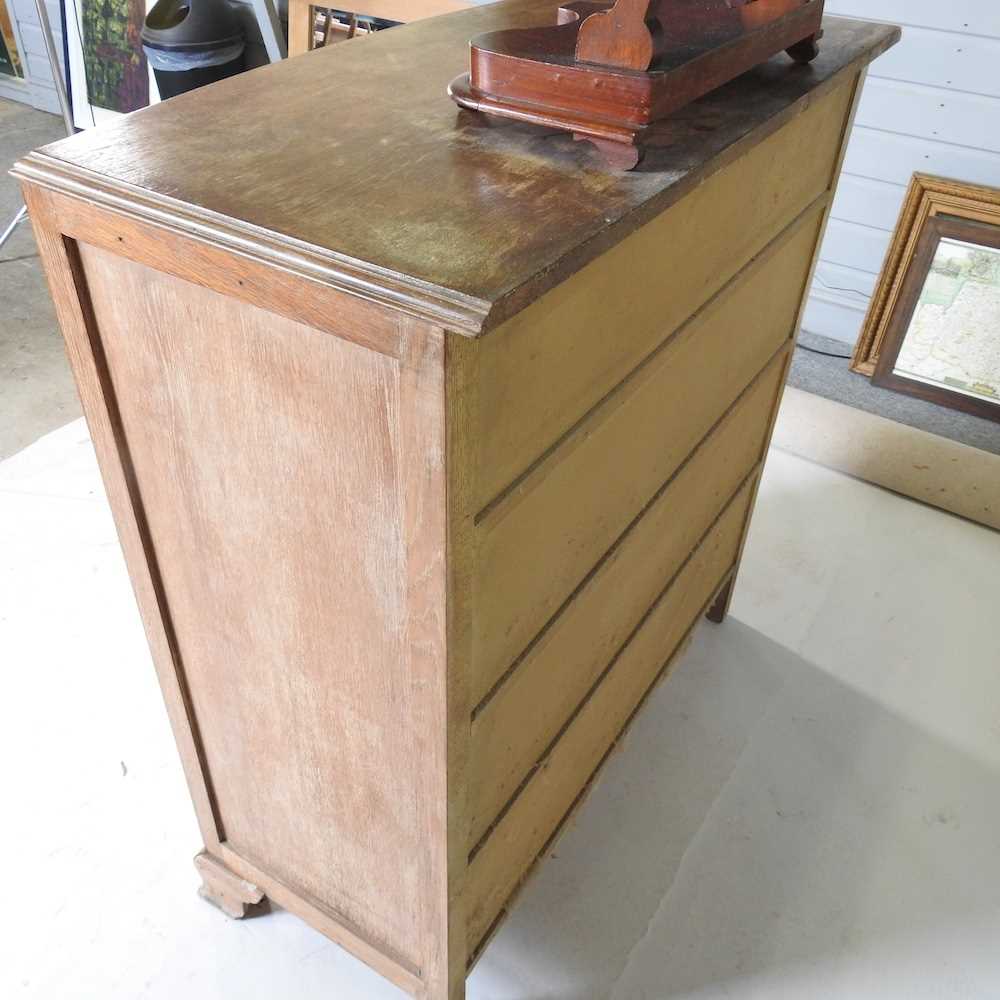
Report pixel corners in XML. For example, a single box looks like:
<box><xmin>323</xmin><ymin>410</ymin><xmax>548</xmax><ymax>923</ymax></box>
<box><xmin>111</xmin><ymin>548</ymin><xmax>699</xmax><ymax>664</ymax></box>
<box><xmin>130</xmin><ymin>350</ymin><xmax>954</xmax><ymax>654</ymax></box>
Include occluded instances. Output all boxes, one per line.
<box><xmin>74</xmin><ymin>242</ymin><xmax>443</xmax><ymax>975</ymax></box>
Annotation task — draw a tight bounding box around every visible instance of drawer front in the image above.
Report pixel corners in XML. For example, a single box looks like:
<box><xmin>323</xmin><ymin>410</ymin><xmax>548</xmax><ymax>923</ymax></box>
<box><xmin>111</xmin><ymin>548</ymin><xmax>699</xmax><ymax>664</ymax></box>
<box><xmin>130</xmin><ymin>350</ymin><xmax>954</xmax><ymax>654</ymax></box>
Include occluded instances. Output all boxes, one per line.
<box><xmin>472</xmin><ymin>76</ymin><xmax>855</xmax><ymax>512</ymax></box>
<box><xmin>471</xmin><ymin>202</ymin><xmax>824</xmax><ymax>705</ymax></box>
<box><xmin>466</xmin><ymin>476</ymin><xmax>757</xmax><ymax>952</ymax></box>
<box><xmin>468</xmin><ymin>350</ymin><xmax>787</xmax><ymax>847</ymax></box>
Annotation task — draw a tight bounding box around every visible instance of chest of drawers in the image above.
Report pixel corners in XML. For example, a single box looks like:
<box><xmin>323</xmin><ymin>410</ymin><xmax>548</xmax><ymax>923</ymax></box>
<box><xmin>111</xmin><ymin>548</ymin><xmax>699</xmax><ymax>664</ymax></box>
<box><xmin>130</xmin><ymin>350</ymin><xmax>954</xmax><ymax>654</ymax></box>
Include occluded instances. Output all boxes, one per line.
<box><xmin>15</xmin><ymin>6</ymin><xmax>897</xmax><ymax>996</ymax></box>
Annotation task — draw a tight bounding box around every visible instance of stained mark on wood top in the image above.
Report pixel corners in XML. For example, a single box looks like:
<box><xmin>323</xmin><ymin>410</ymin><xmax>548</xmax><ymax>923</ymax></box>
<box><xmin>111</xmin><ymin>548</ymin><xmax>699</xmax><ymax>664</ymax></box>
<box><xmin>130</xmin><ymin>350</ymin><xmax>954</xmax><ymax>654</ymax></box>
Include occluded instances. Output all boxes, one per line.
<box><xmin>23</xmin><ymin>3</ymin><xmax>898</xmax><ymax>334</ymax></box>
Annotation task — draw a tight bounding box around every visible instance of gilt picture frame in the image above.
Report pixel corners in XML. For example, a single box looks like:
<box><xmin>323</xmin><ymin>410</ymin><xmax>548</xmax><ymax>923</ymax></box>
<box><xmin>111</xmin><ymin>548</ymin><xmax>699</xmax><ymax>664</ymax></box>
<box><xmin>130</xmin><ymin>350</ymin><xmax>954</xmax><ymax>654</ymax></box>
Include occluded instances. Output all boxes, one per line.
<box><xmin>851</xmin><ymin>174</ymin><xmax>1000</xmax><ymax>380</ymax></box>
<box><xmin>869</xmin><ymin>214</ymin><xmax>1000</xmax><ymax>423</ymax></box>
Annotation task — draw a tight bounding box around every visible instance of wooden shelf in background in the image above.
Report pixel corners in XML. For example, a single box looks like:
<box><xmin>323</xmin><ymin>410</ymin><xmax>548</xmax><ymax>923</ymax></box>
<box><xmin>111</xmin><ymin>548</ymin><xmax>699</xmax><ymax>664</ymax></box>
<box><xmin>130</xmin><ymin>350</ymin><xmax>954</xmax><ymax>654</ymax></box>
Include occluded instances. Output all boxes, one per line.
<box><xmin>288</xmin><ymin>0</ymin><xmax>473</xmax><ymax>56</ymax></box>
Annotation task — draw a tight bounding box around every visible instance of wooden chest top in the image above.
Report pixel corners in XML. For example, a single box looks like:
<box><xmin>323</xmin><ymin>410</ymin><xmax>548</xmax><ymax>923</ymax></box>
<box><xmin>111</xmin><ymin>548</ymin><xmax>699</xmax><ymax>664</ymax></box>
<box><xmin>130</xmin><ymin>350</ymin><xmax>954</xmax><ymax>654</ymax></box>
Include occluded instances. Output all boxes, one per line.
<box><xmin>18</xmin><ymin>2</ymin><xmax>897</xmax><ymax>334</ymax></box>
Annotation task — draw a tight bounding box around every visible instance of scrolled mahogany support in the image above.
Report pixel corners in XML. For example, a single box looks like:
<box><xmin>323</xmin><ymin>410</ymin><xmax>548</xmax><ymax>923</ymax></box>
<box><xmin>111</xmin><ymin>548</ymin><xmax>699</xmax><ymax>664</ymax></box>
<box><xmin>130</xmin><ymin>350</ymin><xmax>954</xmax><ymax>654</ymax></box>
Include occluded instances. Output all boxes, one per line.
<box><xmin>575</xmin><ymin>0</ymin><xmax>663</xmax><ymax>71</ymax></box>
<box><xmin>574</xmin><ymin>134</ymin><xmax>642</xmax><ymax>170</ymax></box>
<box><xmin>449</xmin><ymin>0</ymin><xmax>827</xmax><ymax>170</ymax></box>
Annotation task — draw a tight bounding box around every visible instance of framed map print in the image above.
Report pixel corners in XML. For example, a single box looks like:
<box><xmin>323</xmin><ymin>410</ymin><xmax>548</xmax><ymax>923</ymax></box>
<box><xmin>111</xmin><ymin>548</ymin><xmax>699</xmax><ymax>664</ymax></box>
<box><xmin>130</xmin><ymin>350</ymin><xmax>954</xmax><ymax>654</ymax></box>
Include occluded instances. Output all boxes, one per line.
<box><xmin>852</xmin><ymin>175</ymin><xmax>1000</xmax><ymax>392</ymax></box>
<box><xmin>871</xmin><ymin>213</ymin><xmax>1000</xmax><ymax>423</ymax></box>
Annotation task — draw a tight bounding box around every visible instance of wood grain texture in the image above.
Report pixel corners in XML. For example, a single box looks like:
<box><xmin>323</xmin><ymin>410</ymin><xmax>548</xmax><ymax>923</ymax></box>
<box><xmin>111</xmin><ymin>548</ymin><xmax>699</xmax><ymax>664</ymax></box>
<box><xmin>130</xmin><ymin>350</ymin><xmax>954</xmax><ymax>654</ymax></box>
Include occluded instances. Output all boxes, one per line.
<box><xmin>22</xmin><ymin>185</ymin><xmax>225</xmax><ymax>855</ymax></box>
<box><xmin>465</xmin><ymin>477</ymin><xmax>757</xmax><ymax>952</ymax></box>
<box><xmin>574</xmin><ymin>0</ymin><xmax>661</xmax><ymax>71</ymax></box>
<box><xmin>13</xmin><ymin>8</ymin><xmax>898</xmax><ymax>334</ymax></box>
<box><xmin>76</xmin><ymin>243</ymin><xmax>451</xmax><ymax>985</ymax></box>
<box><xmin>468</xmin><ymin>351</ymin><xmax>788</xmax><ymax>847</ymax></box>
<box><xmin>25</xmin><ymin>184</ymin><xmax>406</xmax><ymax>359</ymax></box>
<box><xmin>471</xmin><ymin>202</ymin><xmax>826</xmax><ymax>705</ymax></box>
<box><xmin>471</xmin><ymin>78</ymin><xmax>852</xmax><ymax>510</ymax></box>
<box><xmin>195</xmin><ymin>851</ymin><xmax>265</xmax><ymax>919</ymax></box>
<box><xmin>214</xmin><ymin>844</ymin><xmax>423</xmax><ymax>995</ymax></box>
<box><xmin>17</xmin><ymin>16</ymin><xmax>883</xmax><ymax>995</ymax></box>
<box><xmin>441</xmin><ymin>332</ymin><xmax>479</xmax><ymax>996</ymax></box>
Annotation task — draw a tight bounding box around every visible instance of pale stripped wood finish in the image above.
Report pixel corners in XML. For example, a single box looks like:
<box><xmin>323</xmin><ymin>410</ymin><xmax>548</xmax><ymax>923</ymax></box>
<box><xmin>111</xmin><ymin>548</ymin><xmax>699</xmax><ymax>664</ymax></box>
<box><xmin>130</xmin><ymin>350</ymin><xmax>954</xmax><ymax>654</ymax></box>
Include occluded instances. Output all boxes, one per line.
<box><xmin>78</xmin><ymin>243</ymin><xmax>440</xmax><ymax>967</ymax></box>
<box><xmin>23</xmin><ymin>184</ymin><xmax>456</xmax><ymax>998</ymax></box>
<box><xmin>16</xmin><ymin>13</ymin><xmax>895</xmax><ymax>996</ymax></box>
<box><xmin>195</xmin><ymin>851</ymin><xmax>265</xmax><ymax>919</ymax></box>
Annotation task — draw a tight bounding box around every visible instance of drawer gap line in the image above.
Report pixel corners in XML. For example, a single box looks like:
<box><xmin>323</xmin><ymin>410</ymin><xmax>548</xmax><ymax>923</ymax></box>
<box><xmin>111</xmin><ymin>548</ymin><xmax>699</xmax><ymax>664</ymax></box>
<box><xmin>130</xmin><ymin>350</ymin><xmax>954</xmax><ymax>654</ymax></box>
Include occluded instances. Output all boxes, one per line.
<box><xmin>468</xmin><ymin>471</ymin><xmax>758</xmax><ymax>863</ymax></box>
<box><xmin>472</xmin><ymin>192</ymin><xmax>829</xmax><ymax>530</ymax></box>
<box><xmin>466</xmin><ymin>563</ymin><xmax>739</xmax><ymax>966</ymax></box>
<box><xmin>62</xmin><ymin>235</ymin><xmax>229</xmax><ymax>845</ymax></box>
<box><xmin>470</xmin><ymin>342</ymin><xmax>789</xmax><ymax>721</ymax></box>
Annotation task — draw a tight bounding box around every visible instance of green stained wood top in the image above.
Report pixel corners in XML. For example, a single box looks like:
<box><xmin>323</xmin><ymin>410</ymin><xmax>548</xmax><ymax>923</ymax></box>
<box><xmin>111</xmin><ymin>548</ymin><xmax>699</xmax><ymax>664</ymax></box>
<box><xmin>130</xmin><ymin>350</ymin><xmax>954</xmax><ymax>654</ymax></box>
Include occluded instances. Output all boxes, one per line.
<box><xmin>16</xmin><ymin>2</ymin><xmax>898</xmax><ymax>334</ymax></box>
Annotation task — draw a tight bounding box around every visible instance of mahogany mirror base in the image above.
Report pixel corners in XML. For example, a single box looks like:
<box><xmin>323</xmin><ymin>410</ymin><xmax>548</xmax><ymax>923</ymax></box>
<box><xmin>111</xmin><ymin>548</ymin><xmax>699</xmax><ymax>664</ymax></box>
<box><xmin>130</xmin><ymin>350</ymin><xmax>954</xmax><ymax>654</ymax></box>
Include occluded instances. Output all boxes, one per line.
<box><xmin>449</xmin><ymin>0</ymin><xmax>826</xmax><ymax>169</ymax></box>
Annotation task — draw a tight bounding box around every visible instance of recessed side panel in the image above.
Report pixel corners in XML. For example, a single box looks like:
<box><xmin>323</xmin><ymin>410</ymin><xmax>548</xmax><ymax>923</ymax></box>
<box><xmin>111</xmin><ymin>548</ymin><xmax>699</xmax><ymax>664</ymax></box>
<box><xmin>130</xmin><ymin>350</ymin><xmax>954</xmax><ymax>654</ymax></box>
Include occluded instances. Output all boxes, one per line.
<box><xmin>76</xmin><ymin>242</ymin><xmax>429</xmax><ymax>972</ymax></box>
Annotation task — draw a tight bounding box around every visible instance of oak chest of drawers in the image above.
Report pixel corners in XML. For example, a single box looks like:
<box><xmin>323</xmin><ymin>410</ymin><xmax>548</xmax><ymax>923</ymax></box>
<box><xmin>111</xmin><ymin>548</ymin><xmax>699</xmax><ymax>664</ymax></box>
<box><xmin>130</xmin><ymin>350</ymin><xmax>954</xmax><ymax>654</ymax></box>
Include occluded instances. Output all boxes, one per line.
<box><xmin>15</xmin><ymin>5</ymin><xmax>897</xmax><ymax>997</ymax></box>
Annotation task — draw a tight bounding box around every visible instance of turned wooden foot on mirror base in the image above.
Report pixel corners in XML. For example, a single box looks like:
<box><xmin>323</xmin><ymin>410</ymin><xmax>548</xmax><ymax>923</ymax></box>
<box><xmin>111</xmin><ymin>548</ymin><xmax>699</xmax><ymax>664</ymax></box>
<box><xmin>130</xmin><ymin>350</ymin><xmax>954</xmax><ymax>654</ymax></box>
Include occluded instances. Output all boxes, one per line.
<box><xmin>573</xmin><ymin>134</ymin><xmax>642</xmax><ymax>170</ymax></box>
<box><xmin>449</xmin><ymin>0</ymin><xmax>828</xmax><ymax>170</ymax></box>
<box><xmin>195</xmin><ymin>851</ymin><xmax>267</xmax><ymax>920</ymax></box>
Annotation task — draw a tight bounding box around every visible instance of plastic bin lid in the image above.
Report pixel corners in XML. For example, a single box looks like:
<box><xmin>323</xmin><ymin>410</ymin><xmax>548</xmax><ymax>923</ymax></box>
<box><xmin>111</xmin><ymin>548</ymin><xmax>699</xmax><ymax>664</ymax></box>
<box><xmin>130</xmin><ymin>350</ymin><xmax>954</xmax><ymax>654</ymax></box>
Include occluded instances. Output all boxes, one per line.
<box><xmin>142</xmin><ymin>0</ymin><xmax>244</xmax><ymax>51</ymax></box>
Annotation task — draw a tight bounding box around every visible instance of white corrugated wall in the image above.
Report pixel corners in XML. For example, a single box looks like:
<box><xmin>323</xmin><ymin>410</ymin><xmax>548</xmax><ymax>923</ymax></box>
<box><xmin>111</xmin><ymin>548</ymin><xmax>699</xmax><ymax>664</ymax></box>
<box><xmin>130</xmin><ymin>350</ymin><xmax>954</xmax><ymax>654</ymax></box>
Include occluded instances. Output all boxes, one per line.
<box><xmin>805</xmin><ymin>1</ymin><xmax>1000</xmax><ymax>344</ymax></box>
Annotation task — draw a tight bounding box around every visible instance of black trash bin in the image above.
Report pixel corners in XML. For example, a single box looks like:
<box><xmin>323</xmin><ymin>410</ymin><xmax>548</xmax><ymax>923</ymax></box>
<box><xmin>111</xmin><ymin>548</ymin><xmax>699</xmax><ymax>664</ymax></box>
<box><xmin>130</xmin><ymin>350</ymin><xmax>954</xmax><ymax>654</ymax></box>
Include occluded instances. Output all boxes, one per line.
<box><xmin>142</xmin><ymin>0</ymin><xmax>246</xmax><ymax>100</ymax></box>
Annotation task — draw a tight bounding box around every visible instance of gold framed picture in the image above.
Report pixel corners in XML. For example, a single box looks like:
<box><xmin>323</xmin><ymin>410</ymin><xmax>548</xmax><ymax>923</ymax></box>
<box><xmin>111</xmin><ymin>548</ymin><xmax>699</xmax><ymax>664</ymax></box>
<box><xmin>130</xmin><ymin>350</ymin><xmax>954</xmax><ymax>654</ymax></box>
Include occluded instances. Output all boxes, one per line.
<box><xmin>851</xmin><ymin>175</ymin><xmax>1000</xmax><ymax>390</ymax></box>
<box><xmin>870</xmin><ymin>215</ymin><xmax>1000</xmax><ymax>422</ymax></box>
<box><xmin>0</xmin><ymin>0</ymin><xmax>23</xmax><ymax>79</ymax></box>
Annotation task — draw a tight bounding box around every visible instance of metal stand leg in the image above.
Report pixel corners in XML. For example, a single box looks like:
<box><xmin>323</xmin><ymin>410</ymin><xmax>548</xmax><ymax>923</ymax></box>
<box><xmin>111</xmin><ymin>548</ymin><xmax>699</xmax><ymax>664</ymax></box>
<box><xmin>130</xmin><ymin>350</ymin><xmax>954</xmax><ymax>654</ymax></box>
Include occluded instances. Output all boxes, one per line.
<box><xmin>0</xmin><ymin>205</ymin><xmax>28</xmax><ymax>251</ymax></box>
<box><xmin>250</xmin><ymin>0</ymin><xmax>287</xmax><ymax>62</ymax></box>
<box><xmin>1</xmin><ymin>0</ymin><xmax>77</xmax><ymax>251</ymax></box>
<box><xmin>35</xmin><ymin>0</ymin><xmax>76</xmax><ymax>135</ymax></box>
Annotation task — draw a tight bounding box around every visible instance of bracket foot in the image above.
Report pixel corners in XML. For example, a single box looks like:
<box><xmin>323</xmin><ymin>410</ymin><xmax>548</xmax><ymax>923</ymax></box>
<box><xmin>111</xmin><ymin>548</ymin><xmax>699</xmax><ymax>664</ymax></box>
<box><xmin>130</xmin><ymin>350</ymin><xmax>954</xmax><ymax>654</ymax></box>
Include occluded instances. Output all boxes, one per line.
<box><xmin>195</xmin><ymin>851</ymin><xmax>266</xmax><ymax>920</ymax></box>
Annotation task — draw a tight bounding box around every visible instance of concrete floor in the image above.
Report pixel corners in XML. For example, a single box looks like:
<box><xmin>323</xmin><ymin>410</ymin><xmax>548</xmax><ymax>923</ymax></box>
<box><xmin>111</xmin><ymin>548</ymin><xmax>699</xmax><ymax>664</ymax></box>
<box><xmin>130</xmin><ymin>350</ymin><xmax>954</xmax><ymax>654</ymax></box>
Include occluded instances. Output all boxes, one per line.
<box><xmin>0</xmin><ymin>99</ymin><xmax>80</xmax><ymax>459</ymax></box>
<box><xmin>2</xmin><ymin>420</ymin><xmax>998</xmax><ymax>999</ymax></box>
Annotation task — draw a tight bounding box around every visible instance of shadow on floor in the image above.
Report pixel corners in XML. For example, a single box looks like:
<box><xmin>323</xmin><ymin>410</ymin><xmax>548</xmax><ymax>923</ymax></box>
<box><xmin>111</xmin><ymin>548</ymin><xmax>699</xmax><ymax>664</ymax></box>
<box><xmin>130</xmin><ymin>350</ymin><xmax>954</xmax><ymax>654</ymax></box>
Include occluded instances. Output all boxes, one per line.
<box><xmin>471</xmin><ymin>618</ymin><xmax>1000</xmax><ymax>999</ymax></box>
<box><xmin>4</xmin><ymin>426</ymin><xmax>999</xmax><ymax>998</ymax></box>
